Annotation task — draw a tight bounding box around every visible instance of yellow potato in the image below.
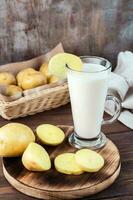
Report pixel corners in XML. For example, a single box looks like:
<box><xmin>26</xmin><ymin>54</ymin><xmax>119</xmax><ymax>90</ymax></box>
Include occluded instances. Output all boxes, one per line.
<box><xmin>0</xmin><ymin>123</ymin><xmax>35</xmax><ymax>157</ymax></box>
<box><xmin>6</xmin><ymin>85</ymin><xmax>23</xmax><ymax>96</ymax></box>
<box><xmin>39</xmin><ymin>63</ymin><xmax>51</xmax><ymax>79</ymax></box>
<box><xmin>75</xmin><ymin>149</ymin><xmax>104</xmax><ymax>172</ymax></box>
<box><xmin>49</xmin><ymin>75</ymin><xmax>60</xmax><ymax>84</ymax></box>
<box><xmin>0</xmin><ymin>72</ymin><xmax>16</xmax><ymax>85</ymax></box>
<box><xmin>16</xmin><ymin>68</ymin><xmax>36</xmax><ymax>87</ymax></box>
<box><xmin>22</xmin><ymin>142</ymin><xmax>51</xmax><ymax>171</ymax></box>
<box><xmin>36</xmin><ymin>124</ymin><xmax>65</xmax><ymax>146</ymax></box>
<box><xmin>54</xmin><ymin>153</ymin><xmax>84</xmax><ymax>175</ymax></box>
<box><xmin>39</xmin><ymin>63</ymin><xmax>60</xmax><ymax>83</ymax></box>
<box><xmin>21</xmin><ymin>71</ymin><xmax>47</xmax><ymax>90</ymax></box>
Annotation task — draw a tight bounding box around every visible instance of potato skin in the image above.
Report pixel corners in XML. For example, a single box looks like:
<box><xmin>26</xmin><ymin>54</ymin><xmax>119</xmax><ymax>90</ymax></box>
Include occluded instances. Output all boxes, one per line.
<box><xmin>6</xmin><ymin>85</ymin><xmax>22</xmax><ymax>96</ymax></box>
<box><xmin>49</xmin><ymin>75</ymin><xmax>60</xmax><ymax>84</ymax></box>
<box><xmin>16</xmin><ymin>68</ymin><xmax>35</xmax><ymax>87</ymax></box>
<box><xmin>0</xmin><ymin>123</ymin><xmax>35</xmax><ymax>157</ymax></box>
<box><xmin>0</xmin><ymin>72</ymin><xmax>16</xmax><ymax>85</ymax></box>
<box><xmin>39</xmin><ymin>63</ymin><xmax>51</xmax><ymax>79</ymax></box>
<box><xmin>21</xmin><ymin>71</ymin><xmax>47</xmax><ymax>90</ymax></box>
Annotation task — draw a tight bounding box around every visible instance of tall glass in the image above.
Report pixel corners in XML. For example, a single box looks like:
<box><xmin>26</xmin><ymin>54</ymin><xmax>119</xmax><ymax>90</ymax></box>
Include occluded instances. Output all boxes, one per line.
<box><xmin>67</xmin><ymin>56</ymin><xmax>121</xmax><ymax>149</ymax></box>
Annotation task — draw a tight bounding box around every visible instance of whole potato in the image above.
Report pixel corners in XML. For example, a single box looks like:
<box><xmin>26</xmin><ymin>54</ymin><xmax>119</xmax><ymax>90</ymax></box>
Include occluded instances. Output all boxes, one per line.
<box><xmin>16</xmin><ymin>68</ymin><xmax>36</xmax><ymax>87</ymax></box>
<box><xmin>39</xmin><ymin>63</ymin><xmax>51</xmax><ymax>80</ymax></box>
<box><xmin>49</xmin><ymin>75</ymin><xmax>60</xmax><ymax>84</ymax></box>
<box><xmin>0</xmin><ymin>72</ymin><xmax>16</xmax><ymax>85</ymax></box>
<box><xmin>0</xmin><ymin>123</ymin><xmax>35</xmax><ymax>157</ymax></box>
<box><xmin>21</xmin><ymin>71</ymin><xmax>47</xmax><ymax>90</ymax></box>
<box><xmin>6</xmin><ymin>85</ymin><xmax>23</xmax><ymax>96</ymax></box>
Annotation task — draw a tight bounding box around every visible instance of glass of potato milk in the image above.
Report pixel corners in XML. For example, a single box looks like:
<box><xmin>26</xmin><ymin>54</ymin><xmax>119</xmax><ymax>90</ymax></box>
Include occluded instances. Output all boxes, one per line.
<box><xmin>67</xmin><ymin>56</ymin><xmax>121</xmax><ymax>149</ymax></box>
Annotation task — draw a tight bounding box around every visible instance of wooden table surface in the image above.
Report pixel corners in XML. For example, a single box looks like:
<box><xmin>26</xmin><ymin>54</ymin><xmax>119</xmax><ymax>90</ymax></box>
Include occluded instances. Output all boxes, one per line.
<box><xmin>0</xmin><ymin>104</ymin><xmax>132</xmax><ymax>200</ymax></box>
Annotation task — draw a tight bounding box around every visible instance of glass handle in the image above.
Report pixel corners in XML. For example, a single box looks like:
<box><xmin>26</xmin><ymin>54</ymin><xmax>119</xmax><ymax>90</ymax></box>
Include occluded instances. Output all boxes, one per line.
<box><xmin>102</xmin><ymin>95</ymin><xmax>121</xmax><ymax>125</ymax></box>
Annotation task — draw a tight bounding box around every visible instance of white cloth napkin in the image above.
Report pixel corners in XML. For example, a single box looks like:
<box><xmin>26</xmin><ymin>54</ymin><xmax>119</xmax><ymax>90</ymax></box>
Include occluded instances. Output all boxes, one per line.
<box><xmin>105</xmin><ymin>51</ymin><xmax>133</xmax><ymax>129</ymax></box>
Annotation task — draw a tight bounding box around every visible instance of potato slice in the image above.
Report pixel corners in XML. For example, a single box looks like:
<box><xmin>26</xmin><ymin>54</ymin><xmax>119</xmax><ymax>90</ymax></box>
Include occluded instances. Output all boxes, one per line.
<box><xmin>75</xmin><ymin>149</ymin><xmax>104</xmax><ymax>172</ymax></box>
<box><xmin>48</xmin><ymin>53</ymin><xmax>83</xmax><ymax>79</ymax></box>
<box><xmin>54</xmin><ymin>153</ymin><xmax>84</xmax><ymax>175</ymax></box>
<box><xmin>36</xmin><ymin>124</ymin><xmax>65</xmax><ymax>146</ymax></box>
<box><xmin>0</xmin><ymin>123</ymin><xmax>35</xmax><ymax>157</ymax></box>
<box><xmin>22</xmin><ymin>142</ymin><xmax>51</xmax><ymax>171</ymax></box>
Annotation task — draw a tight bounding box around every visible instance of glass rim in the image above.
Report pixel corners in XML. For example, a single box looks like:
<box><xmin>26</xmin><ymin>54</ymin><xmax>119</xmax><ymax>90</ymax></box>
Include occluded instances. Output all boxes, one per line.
<box><xmin>66</xmin><ymin>55</ymin><xmax>112</xmax><ymax>73</ymax></box>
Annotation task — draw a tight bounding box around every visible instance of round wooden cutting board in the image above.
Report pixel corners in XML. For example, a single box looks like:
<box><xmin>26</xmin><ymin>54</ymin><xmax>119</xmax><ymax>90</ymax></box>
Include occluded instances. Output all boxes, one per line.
<box><xmin>2</xmin><ymin>125</ymin><xmax>121</xmax><ymax>200</ymax></box>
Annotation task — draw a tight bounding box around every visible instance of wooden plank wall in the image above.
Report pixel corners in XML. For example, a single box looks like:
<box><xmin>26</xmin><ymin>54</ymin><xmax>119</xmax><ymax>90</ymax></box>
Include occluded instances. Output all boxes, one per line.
<box><xmin>0</xmin><ymin>0</ymin><xmax>132</xmax><ymax>66</ymax></box>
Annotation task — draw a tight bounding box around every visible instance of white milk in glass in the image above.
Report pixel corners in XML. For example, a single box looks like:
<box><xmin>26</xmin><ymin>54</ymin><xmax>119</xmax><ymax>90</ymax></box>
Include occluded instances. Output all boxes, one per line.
<box><xmin>67</xmin><ymin>63</ymin><xmax>109</xmax><ymax>139</ymax></box>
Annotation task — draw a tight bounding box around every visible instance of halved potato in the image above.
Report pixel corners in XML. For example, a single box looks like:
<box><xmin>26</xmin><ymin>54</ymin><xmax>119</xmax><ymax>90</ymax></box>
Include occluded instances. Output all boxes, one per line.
<box><xmin>48</xmin><ymin>53</ymin><xmax>83</xmax><ymax>79</ymax></box>
<box><xmin>22</xmin><ymin>142</ymin><xmax>51</xmax><ymax>171</ymax></box>
<box><xmin>0</xmin><ymin>123</ymin><xmax>35</xmax><ymax>157</ymax></box>
<box><xmin>36</xmin><ymin>124</ymin><xmax>65</xmax><ymax>146</ymax></box>
<box><xmin>54</xmin><ymin>153</ymin><xmax>84</xmax><ymax>175</ymax></box>
<box><xmin>75</xmin><ymin>149</ymin><xmax>104</xmax><ymax>172</ymax></box>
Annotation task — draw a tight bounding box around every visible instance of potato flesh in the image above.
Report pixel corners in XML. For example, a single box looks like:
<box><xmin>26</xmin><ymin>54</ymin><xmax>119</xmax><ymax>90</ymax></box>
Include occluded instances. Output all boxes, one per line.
<box><xmin>36</xmin><ymin>124</ymin><xmax>65</xmax><ymax>146</ymax></box>
<box><xmin>22</xmin><ymin>142</ymin><xmax>51</xmax><ymax>171</ymax></box>
<box><xmin>75</xmin><ymin>149</ymin><xmax>104</xmax><ymax>172</ymax></box>
<box><xmin>0</xmin><ymin>123</ymin><xmax>35</xmax><ymax>157</ymax></box>
<box><xmin>48</xmin><ymin>53</ymin><xmax>83</xmax><ymax>79</ymax></box>
<box><xmin>54</xmin><ymin>153</ymin><xmax>84</xmax><ymax>175</ymax></box>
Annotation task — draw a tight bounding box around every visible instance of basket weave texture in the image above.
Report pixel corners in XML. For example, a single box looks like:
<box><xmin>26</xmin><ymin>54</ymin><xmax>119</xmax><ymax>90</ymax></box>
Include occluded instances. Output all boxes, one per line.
<box><xmin>0</xmin><ymin>83</ymin><xmax>69</xmax><ymax>120</ymax></box>
<box><xmin>0</xmin><ymin>44</ymin><xmax>70</xmax><ymax>120</ymax></box>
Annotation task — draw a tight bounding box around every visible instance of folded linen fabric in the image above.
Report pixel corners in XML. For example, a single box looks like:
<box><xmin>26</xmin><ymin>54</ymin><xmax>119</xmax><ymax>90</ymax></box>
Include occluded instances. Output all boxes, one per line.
<box><xmin>105</xmin><ymin>51</ymin><xmax>133</xmax><ymax>129</ymax></box>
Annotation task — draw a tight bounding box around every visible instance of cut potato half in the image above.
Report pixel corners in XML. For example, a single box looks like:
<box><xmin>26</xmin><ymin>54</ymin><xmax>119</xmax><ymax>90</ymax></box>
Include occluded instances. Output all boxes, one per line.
<box><xmin>22</xmin><ymin>142</ymin><xmax>51</xmax><ymax>171</ymax></box>
<box><xmin>36</xmin><ymin>124</ymin><xmax>65</xmax><ymax>146</ymax></box>
<box><xmin>75</xmin><ymin>149</ymin><xmax>104</xmax><ymax>172</ymax></box>
<box><xmin>48</xmin><ymin>53</ymin><xmax>83</xmax><ymax>79</ymax></box>
<box><xmin>54</xmin><ymin>153</ymin><xmax>84</xmax><ymax>175</ymax></box>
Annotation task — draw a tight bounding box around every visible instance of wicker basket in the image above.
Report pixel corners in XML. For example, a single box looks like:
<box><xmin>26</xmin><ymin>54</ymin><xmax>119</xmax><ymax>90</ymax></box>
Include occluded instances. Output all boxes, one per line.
<box><xmin>0</xmin><ymin>83</ymin><xmax>69</xmax><ymax>120</ymax></box>
<box><xmin>0</xmin><ymin>44</ymin><xmax>70</xmax><ymax>120</ymax></box>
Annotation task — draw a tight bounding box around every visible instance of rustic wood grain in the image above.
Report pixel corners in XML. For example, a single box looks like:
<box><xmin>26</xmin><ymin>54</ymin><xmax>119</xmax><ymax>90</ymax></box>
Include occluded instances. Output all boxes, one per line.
<box><xmin>0</xmin><ymin>0</ymin><xmax>132</xmax><ymax>66</ymax></box>
<box><xmin>2</xmin><ymin>125</ymin><xmax>121</xmax><ymax>199</ymax></box>
<box><xmin>0</xmin><ymin>105</ymin><xmax>132</xmax><ymax>200</ymax></box>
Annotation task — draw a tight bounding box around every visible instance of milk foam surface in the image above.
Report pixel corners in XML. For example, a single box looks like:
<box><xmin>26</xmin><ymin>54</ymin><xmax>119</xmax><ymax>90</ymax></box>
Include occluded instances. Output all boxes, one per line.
<box><xmin>67</xmin><ymin>63</ymin><xmax>109</xmax><ymax>139</ymax></box>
